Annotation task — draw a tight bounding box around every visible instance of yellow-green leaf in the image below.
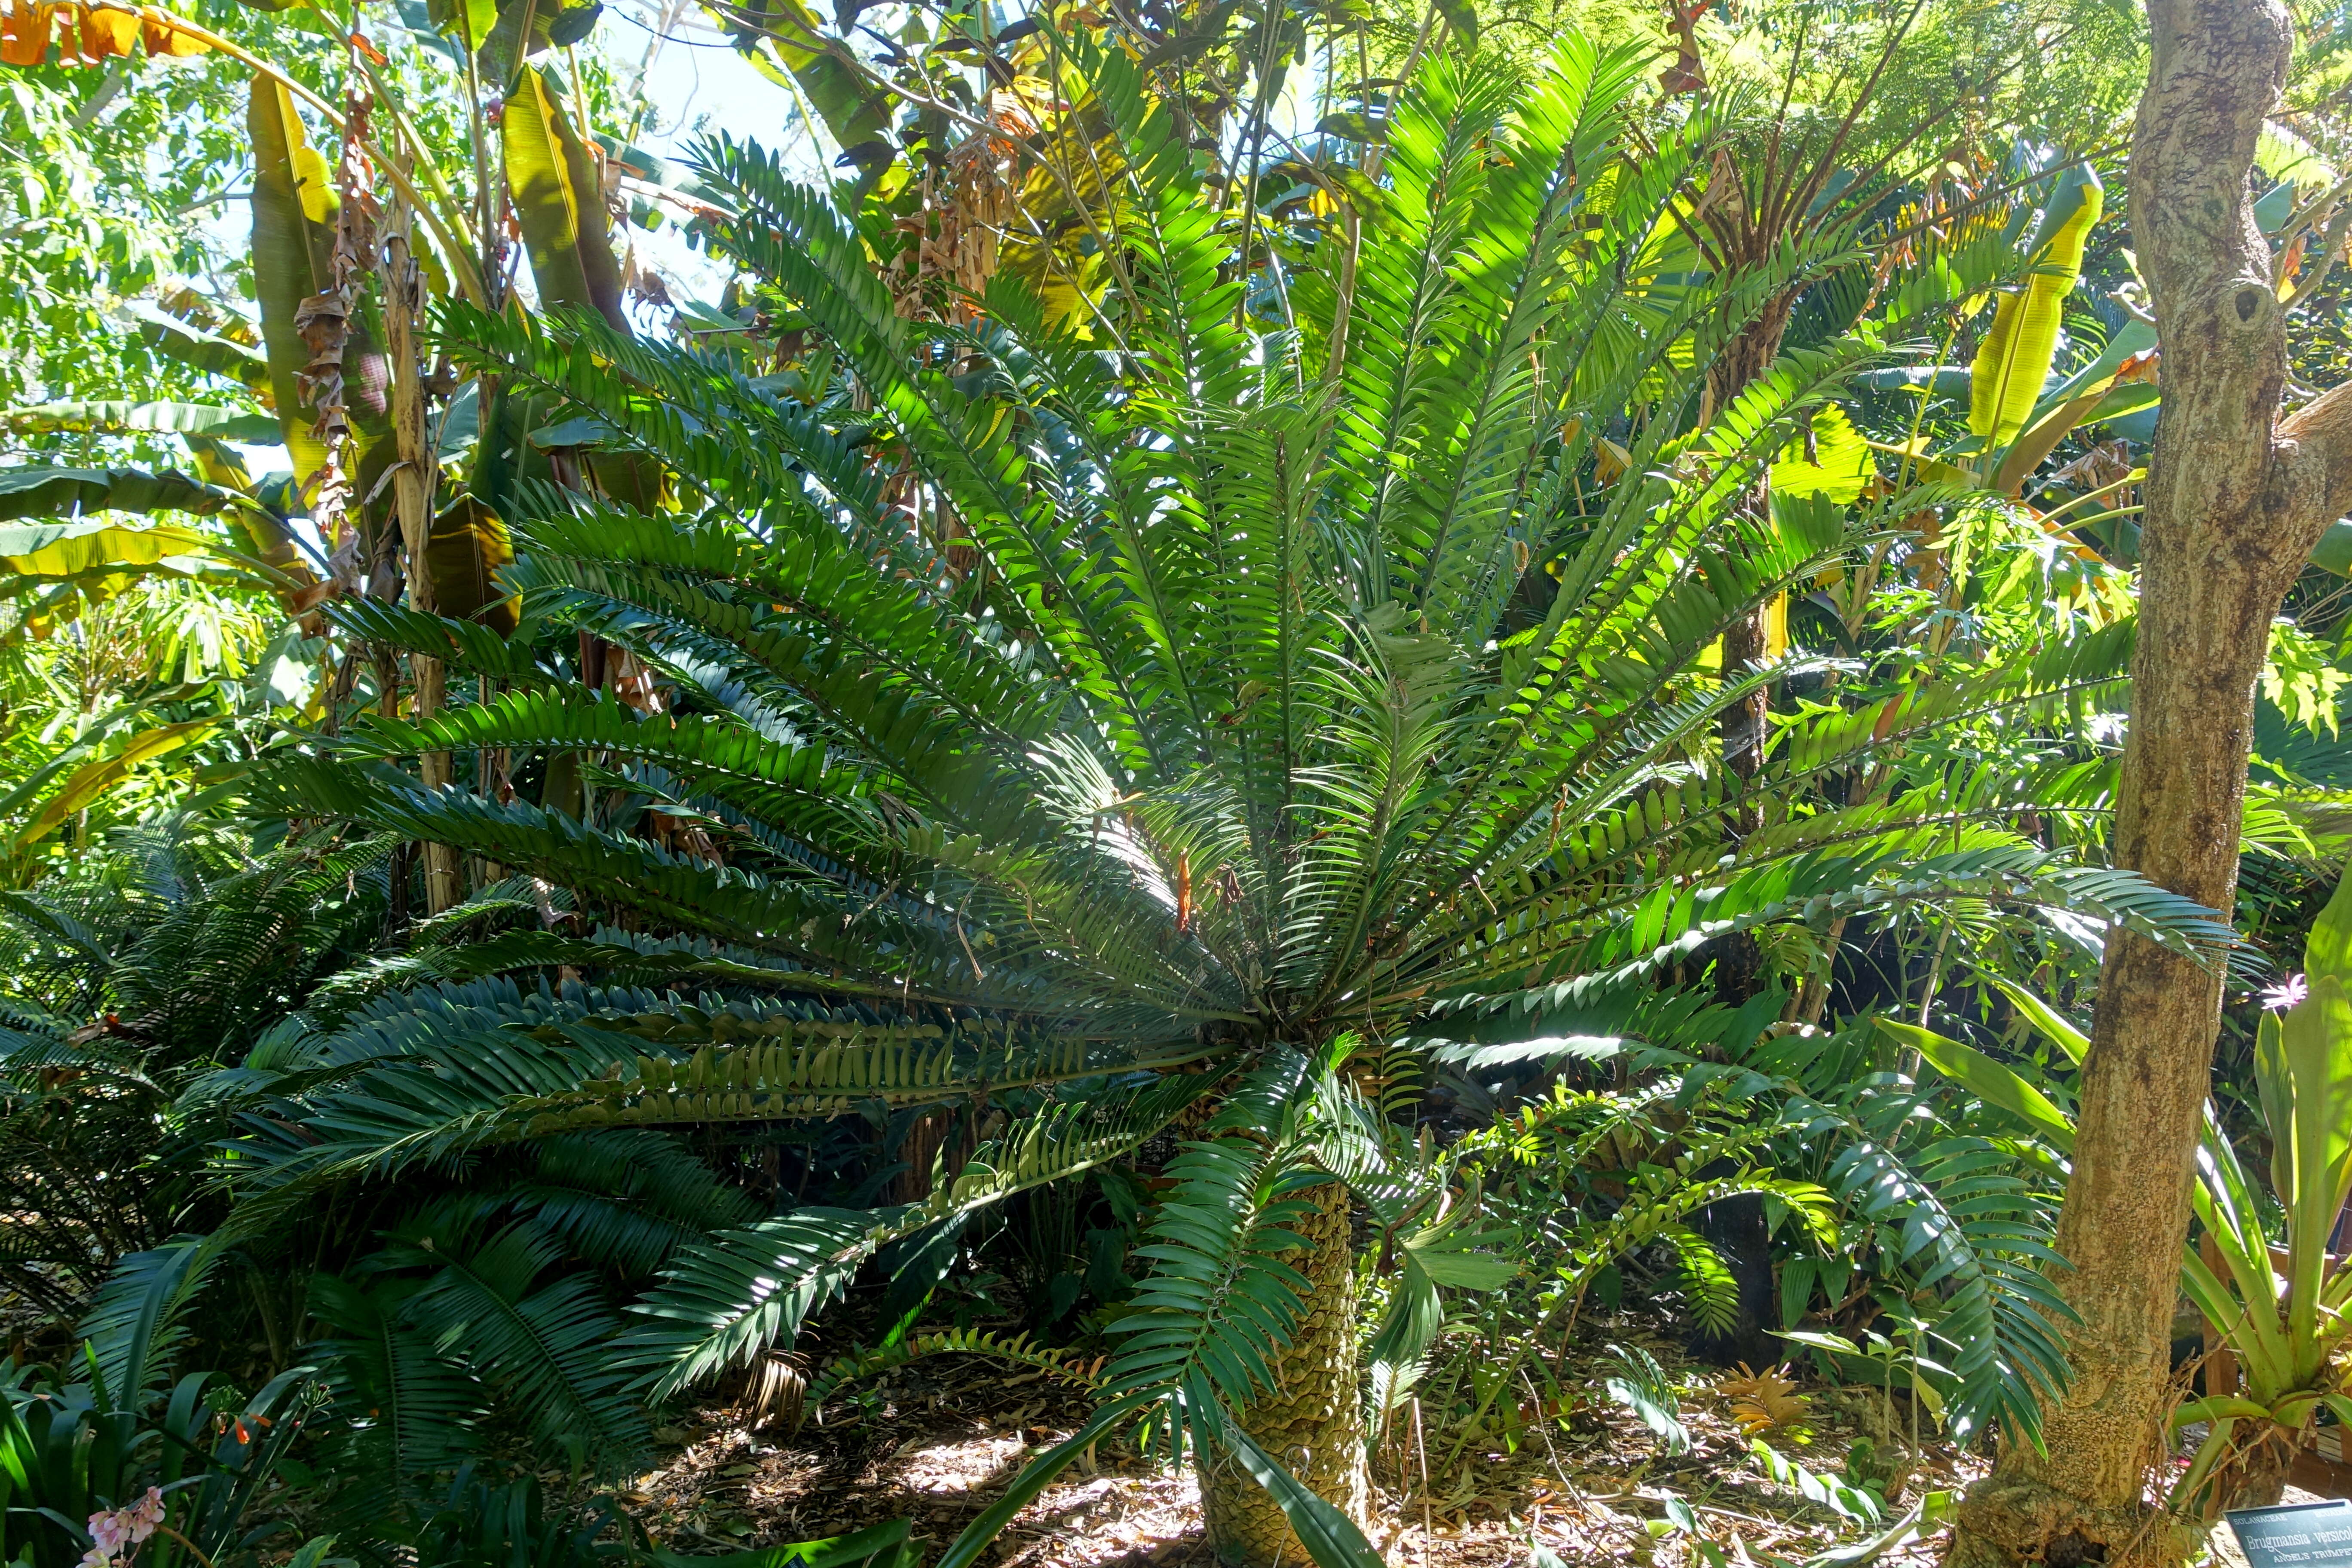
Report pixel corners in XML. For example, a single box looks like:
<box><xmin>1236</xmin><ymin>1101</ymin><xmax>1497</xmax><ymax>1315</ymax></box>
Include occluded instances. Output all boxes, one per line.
<box><xmin>1876</xmin><ymin>1018</ymin><xmax>2075</xmax><ymax>1152</ymax></box>
<box><xmin>0</xmin><ymin>519</ymin><xmax>216</xmax><ymax>578</ymax></box>
<box><xmin>247</xmin><ymin>71</ymin><xmax>336</xmax><ymax>482</ymax></box>
<box><xmin>1771</xmin><ymin>405</ymin><xmax>1874</xmax><ymax>501</ymax></box>
<box><xmin>14</xmin><ymin>718</ymin><xmax>225</xmax><ymax>848</ymax></box>
<box><xmin>1969</xmin><ymin>164</ymin><xmax>2104</xmax><ymax>448</ymax></box>
<box><xmin>503</xmin><ymin>66</ymin><xmax>626</xmax><ymax>328</ymax></box>
<box><xmin>727</xmin><ymin>0</ymin><xmax>894</xmax><ymax>157</ymax></box>
<box><xmin>2</xmin><ymin>401</ymin><xmax>279</xmax><ymax>441</ymax></box>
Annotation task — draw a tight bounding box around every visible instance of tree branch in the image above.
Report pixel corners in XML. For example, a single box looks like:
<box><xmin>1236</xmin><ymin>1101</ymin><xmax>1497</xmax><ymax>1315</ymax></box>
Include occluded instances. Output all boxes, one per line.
<box><xmin>2275</xmin><ymin>380</ymin><xmax>2352</xmax><ymax>535</ymax></box>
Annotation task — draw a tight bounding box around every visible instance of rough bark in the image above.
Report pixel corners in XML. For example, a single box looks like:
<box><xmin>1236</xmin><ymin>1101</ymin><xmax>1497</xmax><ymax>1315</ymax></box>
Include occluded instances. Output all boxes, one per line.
<box><xmin>1199</xmin><ymin>1180</ymin><xmax>1369</xmax><ymax>1568</ymax></box>
<box><xmin>1950</xmin><ymin>0</ymin><xmax>2352</xmax><ymax>1561</ymax></box>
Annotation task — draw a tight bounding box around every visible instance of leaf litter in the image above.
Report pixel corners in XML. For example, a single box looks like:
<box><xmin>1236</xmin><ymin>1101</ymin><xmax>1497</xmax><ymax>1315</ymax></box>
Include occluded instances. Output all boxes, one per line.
<box><xmin>619</xmin><ymin>1318</ymin><xmax>1987</xmax><ymax>1568</ymax></box>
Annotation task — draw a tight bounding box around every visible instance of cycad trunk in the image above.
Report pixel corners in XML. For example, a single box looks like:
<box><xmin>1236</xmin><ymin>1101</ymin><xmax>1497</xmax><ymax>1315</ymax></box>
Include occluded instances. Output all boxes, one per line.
<box><xmin>1693</xmin><ymin>306</ymin><xmax>1796</xmax><ymax>1370</ymax></box>
<box><xmin>1200</xmin><ymin>1180</ymin><xmax>1370</xmax><ymax>1568</ymax></box>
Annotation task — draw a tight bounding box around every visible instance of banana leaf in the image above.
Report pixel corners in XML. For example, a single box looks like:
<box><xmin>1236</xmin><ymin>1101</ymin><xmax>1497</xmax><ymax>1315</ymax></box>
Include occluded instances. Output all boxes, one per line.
<box><xmin>0</xmin><ymin>474</ymin><xmax>318</xmax><ymax>618</ymax></box>
<box><xmin>1856</xmin><ymin>366</ymin><xmax>1972</xmax><ymax>395</ymax></box>
<box><xmin>1990</xmin><ymin>380</ymin><xmax>2159</xmax><ymax>497</ymax></box>
<box><xmin>0</xmin><ymin>513</ymin><xmax>230</xmax><ymax>640</ymax></box>
<box><xmin>475</xmin><ymin>0</ymin><xmax>604</xmax><ymax>82</ymax></box>
<box><xmin>0</xmin><ymin>469</ymin><xmax>257</xmax><ymax>527</ymax></box>
<box><xmin>2311</xmin><ymin>521</ymin><xmax>2352</xmax><ymax>578</ymax></box>
<box><xmin>183</xmin><ymin>440</ymin><xmax>319</xmax><ymax>586</ymax></box>
<box><xmin>0</xmin><ymin>518</ymin><xmax>215</xmax><ymax>577</ymax></box>
<box><xmin>11</xmin><ymin>718</ymin><xmax>227</xmax><ymax>850</ymax></box>
<box><xmin>425</xmin><ymin>0</ymin><xmax>497</xmax><ymax>47</ymax></box>
<box><xmin>503</xmin><ymin>65</ymin><xmax>627</xmax><ymax>330</ymax></box>
<box><xmin>423</xmin><ymin>493</ymin><xmax>519</xmax><ymax>634</ymax></box>
<box><xmin>1969</xmin><ymin>164</ymin><xmax>2104</xmax><ymax>448</ymax></box>
<box><xmin>3</xmin><ymin>401</ymin><xmax>280</xmax><ymax>443</ymax></box>
<box><xmin>248</xmin><ymin>72</ymin><xmax>338</xmax><ymax>483</ymax></box>
<box><xmin>2038</xmin><ymin>316</ymin><xmax>2157</xmax><ymax>410</ymax></box>
<box><xmin>500</xmin><ymin>74</ymin><xmax>667</xmax><ymax>510</ymax></box>
<box><xmin>134</xmin><ymin>308</ymin><xmax>275</xmax><ymax>400</ymax></box>
<box><xmin>1771</xmin><ymin>405</ymin><xmax>1875</xmax><ymax>501</ymax></box>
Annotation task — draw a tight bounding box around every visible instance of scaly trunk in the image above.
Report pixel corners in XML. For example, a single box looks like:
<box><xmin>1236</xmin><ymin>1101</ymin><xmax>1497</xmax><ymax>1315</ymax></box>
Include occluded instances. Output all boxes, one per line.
<box><xmin>1950</xmin><ymin>0</ymin><xmax>2352</xmax><ymax>1562</ymax></box>
<box><xmin>1199</xmin><ymin>1180</ymin><xmax>1369</xmax><ymax>1568</ymax></box>
<box><xmin>1690</xmin><ymin>307</ymin><xmax>1794</xmax><ymax>1368</ymax></box>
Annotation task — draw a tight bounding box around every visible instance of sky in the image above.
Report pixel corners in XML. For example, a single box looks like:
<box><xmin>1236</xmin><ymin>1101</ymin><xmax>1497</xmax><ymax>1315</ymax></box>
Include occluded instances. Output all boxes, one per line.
<box><xmin>610</xmin><ymin>0</ymin><xmax>818</xmax><ymax>302</ymax></box>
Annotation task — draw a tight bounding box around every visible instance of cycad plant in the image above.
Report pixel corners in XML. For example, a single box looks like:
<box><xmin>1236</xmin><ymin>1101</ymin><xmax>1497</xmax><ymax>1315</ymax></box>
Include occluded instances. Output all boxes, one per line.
<box><xmin>0</xmin><ymin>819</ymin><xmax>392</xmax><ymax>1321</ymax></box>
<box><xmin>194</xmin><ymin>35</ymin><xmax>2233</xmax><ymax>1567</ymax></box>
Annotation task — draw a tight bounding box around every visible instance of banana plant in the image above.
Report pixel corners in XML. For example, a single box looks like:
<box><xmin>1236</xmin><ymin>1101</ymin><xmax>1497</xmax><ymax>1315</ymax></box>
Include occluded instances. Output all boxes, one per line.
<box><xmin>1966</xmin><ymin>165</ymin><xmax>2110</xmax><ymax>459</ymax></box>
<box><xmin>0</xmin><ymin>478</ymin><xmax>307</xmax><ymax>875</ymax></box>
<box><xmin>0</xmin><ymin>36</ymin><xmax>624</xmax><ymax>644</ymax></box>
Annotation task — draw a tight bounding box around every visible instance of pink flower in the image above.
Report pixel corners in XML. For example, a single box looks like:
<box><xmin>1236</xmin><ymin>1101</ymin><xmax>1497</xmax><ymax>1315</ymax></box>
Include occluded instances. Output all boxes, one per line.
<box><xmin>84</xmin><ymin>1490</ymin><xmax>165</xmax><ymax>1565</ymax></box>
<box><xmin>2263</xmin><ymin>974</ymin><xmax>2311</xmax><ymax>1011</ymax></box>
<box><xmin>87</xmin><ymin>1513</ymin><xmax>128</xmax><ymax>1556</ymax></box>
<box><xmin>126</xmin><ymin>1488</ymin><xmax>164</xmax><ymax>1544</ymax></box>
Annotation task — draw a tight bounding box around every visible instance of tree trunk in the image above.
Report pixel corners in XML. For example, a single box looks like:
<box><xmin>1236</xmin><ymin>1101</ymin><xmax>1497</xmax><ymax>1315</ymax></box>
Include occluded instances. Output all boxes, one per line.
<box><xmin>379</xmin><ymin>196</ymin><xmax>461</xmax><ymax>914</ymax></box>
<box><xmin>1199</xmin><ymin>1180</ymin><xmax>1369</xmax><ymax>1568</ymax></box>
<box><xmin>1951</xmin><ymin>0</ymin><xmax>2352</xmax><ymax>1561</ymax></box>
<box><xmin>1689</xmin><ymin>311</ymin><xmax>1792</xmax><ymax>1368</ymax></box>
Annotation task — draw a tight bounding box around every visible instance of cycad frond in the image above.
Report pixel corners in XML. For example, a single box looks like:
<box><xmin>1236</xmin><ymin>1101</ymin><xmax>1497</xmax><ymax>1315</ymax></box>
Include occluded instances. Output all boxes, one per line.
<box><xmin>619</xmin><ymin>1068</ymin><xmax>1216</xmax><ymax>1396</ymax></box>
<box><xmin>382</xmin><ymin>1219</ymin><xmax>648</xmax><ymax>1473</ymax></box>
<box><xmin>308</xmin><ymin>1272</ymin><xmax>487</xmax><ymax>1494</ymax></box>
<box><xmin>805</xmin><ymin>1328</ymin><xmax>1104</xmax><ymax>1422</ymax></box>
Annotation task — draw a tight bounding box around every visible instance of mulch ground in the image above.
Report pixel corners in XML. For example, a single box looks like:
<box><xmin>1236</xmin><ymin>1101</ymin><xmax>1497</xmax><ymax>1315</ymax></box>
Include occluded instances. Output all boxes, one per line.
<box><xmin>621</xmin><ymin>1321</ymin><xmax>1989</xmax><ymax>1568</ymax></box>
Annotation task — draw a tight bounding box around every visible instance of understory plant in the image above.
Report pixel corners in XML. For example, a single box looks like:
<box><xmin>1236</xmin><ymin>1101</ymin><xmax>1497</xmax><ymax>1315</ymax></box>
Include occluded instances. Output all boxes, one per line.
<box><xmin>0</xmin><ymin>820</ymin><xmax>392</xmax><ymax>1322</ymax></box>
<box><xmin>1887</xmin><ymin>858</ymin><xmax>2352</xmax><ymax>1517</ymax></box>
<box><xmin>2174</xmin><ymin>864</ymin><xmax>2352</xmax><ymax>1513</ymax></box>
<box><xmin>75</xmin><ymin>30</ymin><xmax>2241</xmax><ymax>1568</ymax></box>
<box><xmin>0</xmin><ymin>1277</ymin><xmax>315</xmax><ymax>1568</ymax></box>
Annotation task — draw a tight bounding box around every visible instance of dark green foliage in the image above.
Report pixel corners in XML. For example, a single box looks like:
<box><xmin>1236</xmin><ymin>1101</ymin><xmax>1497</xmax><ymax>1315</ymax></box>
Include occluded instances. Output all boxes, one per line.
<box><xmin>0</xmin><ymin>823</ymin><xmax>393</xmax><ymax>1318</ymax></box>
<box><xmin>54</xmin><ymin>26</ymin><xmax>2247</xmax><ymax>1545</ymax></box>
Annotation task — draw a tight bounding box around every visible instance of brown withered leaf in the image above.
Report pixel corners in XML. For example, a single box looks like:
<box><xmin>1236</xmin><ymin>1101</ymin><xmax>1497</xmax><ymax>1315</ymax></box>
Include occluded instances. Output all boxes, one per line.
<box><xmin>1718</xmin><ymin>1362</ymin><xmax>1812</xmax><ymax>1438</ymax></box>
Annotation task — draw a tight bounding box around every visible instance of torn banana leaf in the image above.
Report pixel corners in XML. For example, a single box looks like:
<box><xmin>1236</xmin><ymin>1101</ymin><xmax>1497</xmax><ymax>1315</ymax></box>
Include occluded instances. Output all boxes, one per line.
<box><xmin>423</xmin><ymin>493</ymin><xmax>519</xmax><ymax>635</ymax></box>
<box><xmin>132</xmin><ymin>307</ymin><xmax>274</xmax><ymax>399</ymax></box>
<box><xmin>0</xmin><ymin>469</ymin><xmax>261</xmax><ymax>527</ymax></box>
<box><xmin>247</xmin><ymin>72</ymin><xmax>394</xmax><ymax>494</ymax></box>
<box><xmin>248</xmin><ymin>72</ymin><xmax>338</xmax><ymax>482</ymax></box>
